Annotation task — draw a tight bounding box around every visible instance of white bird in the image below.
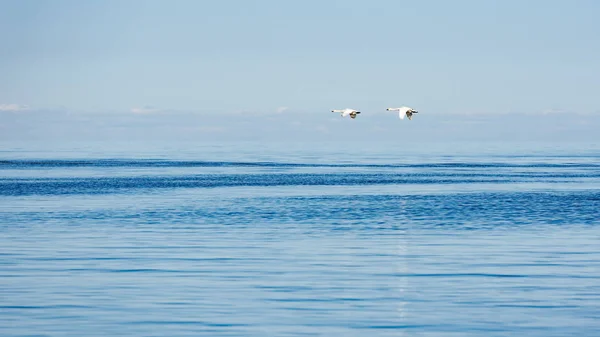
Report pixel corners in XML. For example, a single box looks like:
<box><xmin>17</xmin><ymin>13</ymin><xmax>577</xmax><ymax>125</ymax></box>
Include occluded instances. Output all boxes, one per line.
<box><xmin>386</xmin><ymin>107</ymin><xmax>419</xmax><ymax>120</ymax></box>
<box><xmin>331</xmin><ymin>108</ymin><xmax>361</xmax><ymax>119</ymax></box>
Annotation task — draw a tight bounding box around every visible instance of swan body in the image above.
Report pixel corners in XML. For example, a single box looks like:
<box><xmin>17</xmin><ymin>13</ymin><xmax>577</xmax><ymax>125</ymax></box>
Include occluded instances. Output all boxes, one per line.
<box><xmin>331</xmin><ymin>108</ymin><xmax>361</xmax><ymax>119</ymax></box>
<box><xmin>386</xmin><ymin>107</ymin><xmax>419</xmax><ymax>120</ymax></box>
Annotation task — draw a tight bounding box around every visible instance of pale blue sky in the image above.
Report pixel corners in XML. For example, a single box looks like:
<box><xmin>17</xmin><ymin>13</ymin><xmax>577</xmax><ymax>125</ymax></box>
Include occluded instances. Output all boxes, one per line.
<box><xmin>1</xmin><ymin>0</ymin><xmax>599</xmax><ymax>142</ymax></box>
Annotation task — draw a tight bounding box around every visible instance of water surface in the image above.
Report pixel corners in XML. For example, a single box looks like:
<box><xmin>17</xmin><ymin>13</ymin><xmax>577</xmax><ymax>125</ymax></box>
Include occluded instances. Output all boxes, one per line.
<box><xmin>1</xmin><ymin>141</ymin><xmax>599</xmax><ymax>336</ymax></box>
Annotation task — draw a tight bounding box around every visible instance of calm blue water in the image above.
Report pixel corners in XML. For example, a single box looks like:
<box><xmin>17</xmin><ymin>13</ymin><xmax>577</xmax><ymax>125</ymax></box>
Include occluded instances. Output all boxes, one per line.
<box><xmin>1</xmin><ymin>141</ymin><xmax>599</xmax><ymax>336</ymax></box>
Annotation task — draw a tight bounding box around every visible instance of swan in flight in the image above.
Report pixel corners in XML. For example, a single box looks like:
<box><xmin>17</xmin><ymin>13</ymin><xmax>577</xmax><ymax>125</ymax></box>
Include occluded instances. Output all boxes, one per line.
<box><xmin>386</xmin><ymin>107</ymin><xmax>419</xmax><ymax>120</ymax></box>
<box><xmin>332</xmin><ymin>108</ymin><xmax>361</xmax><ymax>119</ymax></box>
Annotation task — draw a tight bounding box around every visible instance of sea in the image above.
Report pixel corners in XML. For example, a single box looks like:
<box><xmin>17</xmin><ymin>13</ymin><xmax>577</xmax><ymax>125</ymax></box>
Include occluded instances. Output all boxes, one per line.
<box><xmin>1</xmin><ymin>141</ymin><xmax>599</xmax><ymax>337</ymax></box>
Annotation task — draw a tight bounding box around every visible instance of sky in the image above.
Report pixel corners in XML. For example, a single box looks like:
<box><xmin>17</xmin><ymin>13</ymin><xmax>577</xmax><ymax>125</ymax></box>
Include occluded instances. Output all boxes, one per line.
<box><xmin>1</xmin><ymin>0</ymin><xmax>599</xmax><ymax>143</ymax></box>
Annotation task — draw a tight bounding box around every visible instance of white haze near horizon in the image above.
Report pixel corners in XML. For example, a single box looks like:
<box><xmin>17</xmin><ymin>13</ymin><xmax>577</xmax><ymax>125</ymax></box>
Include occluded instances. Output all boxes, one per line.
<box><xmin>1</xmin><ymin>109</ymin><xmax>598</xmax><ymax>145</ymax></box>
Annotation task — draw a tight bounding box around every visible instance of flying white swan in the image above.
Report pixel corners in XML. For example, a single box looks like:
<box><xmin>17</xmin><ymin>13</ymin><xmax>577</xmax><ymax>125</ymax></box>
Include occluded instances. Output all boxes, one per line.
<box><xmin>386</xmin><ymin>107</ymin><xmax>419</xmax><ymax>120</ymax></box>
<box><xmin>331</xmin><ymin>108</ymin><xmax>361</xmax><ymax>119</ymax></box>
